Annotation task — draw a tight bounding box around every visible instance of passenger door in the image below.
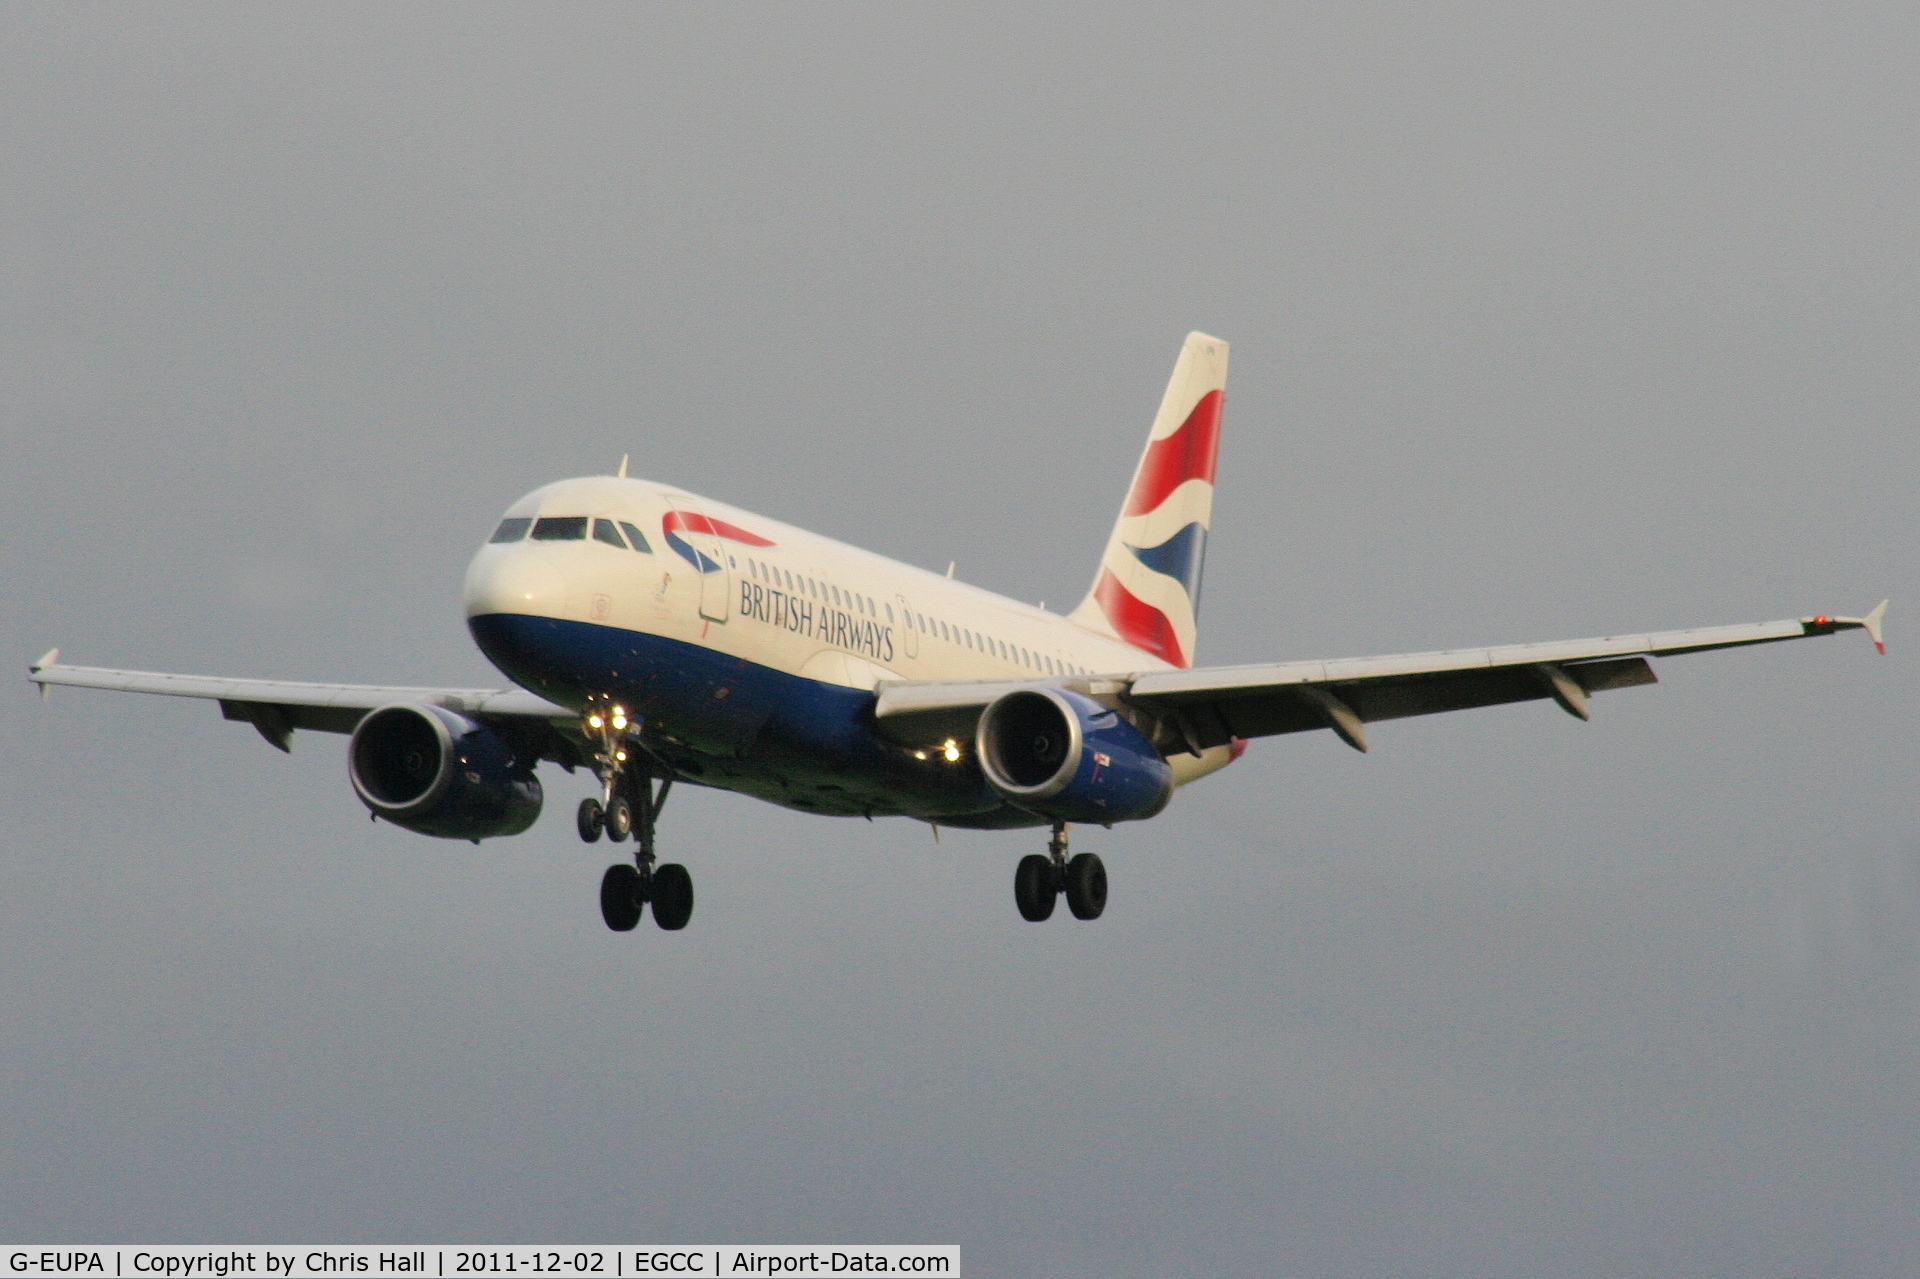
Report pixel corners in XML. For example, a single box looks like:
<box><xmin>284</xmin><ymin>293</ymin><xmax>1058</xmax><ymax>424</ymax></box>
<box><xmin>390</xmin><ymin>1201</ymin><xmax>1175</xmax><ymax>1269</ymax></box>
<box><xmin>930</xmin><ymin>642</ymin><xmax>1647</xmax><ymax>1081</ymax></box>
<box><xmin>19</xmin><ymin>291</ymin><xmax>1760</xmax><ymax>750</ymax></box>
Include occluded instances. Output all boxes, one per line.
<box><xmin>896</xmin><ymin>594</ymin><xmax>920</xmax><ymax>660</ymax></box>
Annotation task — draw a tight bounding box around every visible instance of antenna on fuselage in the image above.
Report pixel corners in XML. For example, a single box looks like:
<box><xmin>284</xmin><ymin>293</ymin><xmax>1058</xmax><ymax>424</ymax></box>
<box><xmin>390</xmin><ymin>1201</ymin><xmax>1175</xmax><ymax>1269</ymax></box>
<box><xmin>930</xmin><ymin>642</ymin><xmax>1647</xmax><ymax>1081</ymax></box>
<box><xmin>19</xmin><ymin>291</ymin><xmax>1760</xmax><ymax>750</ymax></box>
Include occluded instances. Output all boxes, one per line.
<box><xmin>617</xmin><ymin>454</ymin><xmax>629</xmax><ymax>478</ymax></box>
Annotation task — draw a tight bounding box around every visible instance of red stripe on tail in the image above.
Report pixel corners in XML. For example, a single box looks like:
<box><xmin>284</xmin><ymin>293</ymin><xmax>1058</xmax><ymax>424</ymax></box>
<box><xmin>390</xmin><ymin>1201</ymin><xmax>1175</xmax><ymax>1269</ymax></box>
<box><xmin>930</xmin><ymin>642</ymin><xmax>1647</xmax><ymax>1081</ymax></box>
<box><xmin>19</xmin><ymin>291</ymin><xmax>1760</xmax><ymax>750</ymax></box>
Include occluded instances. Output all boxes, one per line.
<box><xmin>1092</xmin><ymin>568</ymin><xmax>1189</xmax><ymax>667</ymax></box>
<box><xmin>1123</xmin><ymin>390</ymin><xmax>1224</xmax><ymax>517</ymax></box>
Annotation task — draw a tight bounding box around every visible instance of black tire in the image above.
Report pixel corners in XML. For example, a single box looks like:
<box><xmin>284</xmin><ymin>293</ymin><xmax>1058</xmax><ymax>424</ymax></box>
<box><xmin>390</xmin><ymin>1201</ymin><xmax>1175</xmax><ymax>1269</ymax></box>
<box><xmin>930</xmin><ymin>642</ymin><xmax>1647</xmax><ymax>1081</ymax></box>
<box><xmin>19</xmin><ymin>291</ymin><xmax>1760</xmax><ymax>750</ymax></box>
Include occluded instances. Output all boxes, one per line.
<box><xmin>604</xmin><ymin>795</ymin><xmax>633</xmax><ymax>843</ymax></box>
<box><xmin>1014</xmin><ymin>853</ymin><xmax>1057</xmax><ymax>922</ymax></box>
<box><xmin>651</xmin><ymin>862</ymin><xmax>694</xmax><ymax>931</ymax></box>
<box><xmin>577</xmin><ymin>797</ymin><xmax>604</xmax><ymax>843</ymax></box>
<box><xmin>1064</xmin><ymin>852</ymin><xmax>1107</xmax><ymax>920</ymax></box>
<box><xmin>599</xmin><ymin>863</ymin><xmax>642</xmax><ymax>931</ymax></box>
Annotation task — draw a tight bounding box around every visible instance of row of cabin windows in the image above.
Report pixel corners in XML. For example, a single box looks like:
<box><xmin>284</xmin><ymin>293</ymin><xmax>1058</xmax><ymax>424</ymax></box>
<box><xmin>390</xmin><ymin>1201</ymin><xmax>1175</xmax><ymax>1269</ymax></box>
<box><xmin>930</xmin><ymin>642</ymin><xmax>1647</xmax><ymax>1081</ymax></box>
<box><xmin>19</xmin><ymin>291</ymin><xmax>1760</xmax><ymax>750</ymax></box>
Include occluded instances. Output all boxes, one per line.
<box><xmin>491</xmin><ymin>516</ymin><xmax>652</xmax><ymax>554</ymax></box>
<box><xmin>482</xmin><ymin>529</ymin><xmax>1097</xmax><ymax>677</ymax></box>
<box><xmin>740</xmin><ymin>556</ymin><xmax>877</xmax><ymax>616</ymax></box>
<box><xmin>742</xmin><ymin>555</ymin><xmax>1090</xmax><ymax>678</ymax></box>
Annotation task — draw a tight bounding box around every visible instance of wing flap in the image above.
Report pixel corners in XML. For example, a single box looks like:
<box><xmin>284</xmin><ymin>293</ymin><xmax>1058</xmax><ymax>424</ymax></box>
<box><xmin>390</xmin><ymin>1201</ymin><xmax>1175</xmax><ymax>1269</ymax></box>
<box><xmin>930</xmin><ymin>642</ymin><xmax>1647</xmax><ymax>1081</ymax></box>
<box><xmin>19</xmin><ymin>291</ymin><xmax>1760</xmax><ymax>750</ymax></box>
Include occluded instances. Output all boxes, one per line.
<box><xmin>868</xmin><ymin>605</ymin><xmax>1876</xmax><ymax>754</ymax></box>
<box><xmin>30</xmin><ymin>658</ymin><xmax>577</xmax><ymax>758</ymax></box>
<box><xmin>29</xmin><ymin>660</ymin><xmax>571</xmax><ymax>719</ymax></box>
<box><xmin>1128</xmin><ymin>609</ymin><xmax>1875</xmax><ymax>749</ymax></box>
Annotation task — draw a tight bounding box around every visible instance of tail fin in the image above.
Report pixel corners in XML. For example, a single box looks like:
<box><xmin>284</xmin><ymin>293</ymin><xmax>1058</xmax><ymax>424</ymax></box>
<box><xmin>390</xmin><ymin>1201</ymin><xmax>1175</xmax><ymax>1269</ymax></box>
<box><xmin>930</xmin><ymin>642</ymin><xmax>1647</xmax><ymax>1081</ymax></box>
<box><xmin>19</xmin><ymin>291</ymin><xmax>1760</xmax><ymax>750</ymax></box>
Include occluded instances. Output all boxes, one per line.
<box><xmin>1067</xmin><ymin>331</ymin><xmax>1228</xmax><ymax>668</ymax></box>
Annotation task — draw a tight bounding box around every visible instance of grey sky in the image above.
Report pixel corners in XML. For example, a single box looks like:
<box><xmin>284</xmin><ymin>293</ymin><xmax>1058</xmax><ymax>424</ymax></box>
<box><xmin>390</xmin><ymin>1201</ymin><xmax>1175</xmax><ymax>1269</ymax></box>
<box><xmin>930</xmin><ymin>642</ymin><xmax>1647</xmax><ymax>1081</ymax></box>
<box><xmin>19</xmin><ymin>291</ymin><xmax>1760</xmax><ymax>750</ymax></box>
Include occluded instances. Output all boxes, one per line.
<box><xmin>2</xmin><ymin>4</ymin><xmax>1915</xmax><ymax>1274</ymax></box>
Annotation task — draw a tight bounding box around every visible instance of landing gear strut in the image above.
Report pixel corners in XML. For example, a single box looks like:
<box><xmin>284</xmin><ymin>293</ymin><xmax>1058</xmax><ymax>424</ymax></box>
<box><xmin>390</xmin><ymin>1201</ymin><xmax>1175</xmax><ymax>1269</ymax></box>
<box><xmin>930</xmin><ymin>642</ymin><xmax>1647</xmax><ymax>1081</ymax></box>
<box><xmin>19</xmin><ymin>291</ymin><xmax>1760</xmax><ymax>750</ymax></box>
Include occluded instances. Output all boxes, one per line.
<box><xmin>1015</xmin><ymin>822</ymin><xmax>1106</xmax><ymax>922</ymax></box>
<box><xmin>596</xmin><ymin>770</ymin><xmax>692</xmax><ymax>931</ymax></box>
<box><xmin>578</xmin><ymin>701</ymin><xmax>695</xmax><ymax>932</ymax></box>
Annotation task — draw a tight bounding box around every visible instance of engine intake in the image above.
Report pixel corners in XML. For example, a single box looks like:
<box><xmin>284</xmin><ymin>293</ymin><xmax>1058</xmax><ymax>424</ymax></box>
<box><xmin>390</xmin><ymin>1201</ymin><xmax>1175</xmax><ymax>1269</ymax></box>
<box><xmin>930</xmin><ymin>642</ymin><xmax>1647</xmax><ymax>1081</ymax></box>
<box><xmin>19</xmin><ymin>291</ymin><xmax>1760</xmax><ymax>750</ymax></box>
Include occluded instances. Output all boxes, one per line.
<box><xmin>976</xmin><ymin>687</ymin><xmax>1172</xmax><ymax>825</ymax></box>
<box><xmin>349</xmin><ymin>704</ymin><xmax>542</xmax><ymax>841</ymax></box>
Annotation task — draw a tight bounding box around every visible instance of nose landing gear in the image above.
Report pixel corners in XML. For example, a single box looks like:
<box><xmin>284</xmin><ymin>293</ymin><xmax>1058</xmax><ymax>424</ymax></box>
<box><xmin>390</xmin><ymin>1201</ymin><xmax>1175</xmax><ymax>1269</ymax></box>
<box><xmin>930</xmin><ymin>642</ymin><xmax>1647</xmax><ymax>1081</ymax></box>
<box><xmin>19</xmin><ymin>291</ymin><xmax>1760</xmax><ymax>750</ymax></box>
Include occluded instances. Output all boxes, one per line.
<box><xmin>595</xmin><ymin>771</ymin><xmax>693</xmax><ymax>932</ymax></box>
<box><xmin>1014</xmin><ymin>822</ymin><xmax>1106</xmax><ymax>922</ymax></box>
<box><xmin>578</xmin><ymin>701</ymin><xmax>695</xmax><ymax>932</ymax></box>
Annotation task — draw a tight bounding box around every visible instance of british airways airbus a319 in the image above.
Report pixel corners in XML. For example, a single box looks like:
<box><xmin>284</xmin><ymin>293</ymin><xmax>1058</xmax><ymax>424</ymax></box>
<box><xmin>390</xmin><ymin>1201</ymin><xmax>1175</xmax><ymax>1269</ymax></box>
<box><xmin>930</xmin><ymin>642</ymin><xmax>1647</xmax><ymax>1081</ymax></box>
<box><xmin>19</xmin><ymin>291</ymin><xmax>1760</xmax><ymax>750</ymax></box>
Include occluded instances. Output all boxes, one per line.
<box><xmin>29</xmin><ymin>333</ymin><xmax>1888</xmax><ymax>931</ymax></box>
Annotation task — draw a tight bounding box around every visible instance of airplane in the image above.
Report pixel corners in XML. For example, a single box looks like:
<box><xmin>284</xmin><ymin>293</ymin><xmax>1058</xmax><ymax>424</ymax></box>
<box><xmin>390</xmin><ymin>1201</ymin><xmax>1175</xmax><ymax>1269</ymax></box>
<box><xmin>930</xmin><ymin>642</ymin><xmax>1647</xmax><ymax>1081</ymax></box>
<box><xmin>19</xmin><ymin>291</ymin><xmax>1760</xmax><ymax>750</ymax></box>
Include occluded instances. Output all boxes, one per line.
<box><xmin>28</xmin><ymin>332</ymin><xmax>1888</xmax><ymax>932</ymax></box>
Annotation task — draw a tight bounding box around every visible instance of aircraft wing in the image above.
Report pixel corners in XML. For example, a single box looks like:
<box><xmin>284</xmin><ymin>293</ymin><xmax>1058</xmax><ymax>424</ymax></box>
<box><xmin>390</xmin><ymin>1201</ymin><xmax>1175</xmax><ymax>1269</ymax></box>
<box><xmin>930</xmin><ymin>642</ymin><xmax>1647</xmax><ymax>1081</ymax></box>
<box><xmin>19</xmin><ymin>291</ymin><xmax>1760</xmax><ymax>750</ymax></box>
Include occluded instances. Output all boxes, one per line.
<box><xmin>875</xmin><ymin>602</ymin><xmax>1887</xmax><ymax>754</ymax></box>
<box><xmin>26</xmin><ymin>651</ymin><xmax>577</xmax><ymax>758</ymax></box>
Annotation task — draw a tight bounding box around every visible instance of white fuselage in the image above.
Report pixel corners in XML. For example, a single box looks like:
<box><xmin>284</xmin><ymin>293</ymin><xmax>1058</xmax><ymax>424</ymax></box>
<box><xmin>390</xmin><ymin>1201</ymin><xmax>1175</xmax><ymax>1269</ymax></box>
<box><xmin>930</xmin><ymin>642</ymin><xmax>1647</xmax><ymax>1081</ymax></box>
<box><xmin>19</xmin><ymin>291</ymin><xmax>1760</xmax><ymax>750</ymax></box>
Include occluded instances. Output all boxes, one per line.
<box><xmin>461</xmin><ymin>476</ymin><xmax>1234</xmax><ymax>824</ymax></box>
<box><xmin>465</xmin><ymin>476</ymin><xmax>1181</xmax><ymax>689</ymax></box>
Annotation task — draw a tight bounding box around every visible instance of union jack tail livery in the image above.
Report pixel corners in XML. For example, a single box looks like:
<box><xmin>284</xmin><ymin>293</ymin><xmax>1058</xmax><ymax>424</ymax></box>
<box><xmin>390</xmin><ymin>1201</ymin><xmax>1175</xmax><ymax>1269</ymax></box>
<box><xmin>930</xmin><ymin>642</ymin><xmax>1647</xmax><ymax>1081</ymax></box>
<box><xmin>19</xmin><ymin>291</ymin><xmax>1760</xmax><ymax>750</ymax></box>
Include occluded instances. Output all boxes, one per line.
<box><xmin>1068</xmin><ymin>331</ymin><xmax>1228</xmax><ymax>668</ymax></box>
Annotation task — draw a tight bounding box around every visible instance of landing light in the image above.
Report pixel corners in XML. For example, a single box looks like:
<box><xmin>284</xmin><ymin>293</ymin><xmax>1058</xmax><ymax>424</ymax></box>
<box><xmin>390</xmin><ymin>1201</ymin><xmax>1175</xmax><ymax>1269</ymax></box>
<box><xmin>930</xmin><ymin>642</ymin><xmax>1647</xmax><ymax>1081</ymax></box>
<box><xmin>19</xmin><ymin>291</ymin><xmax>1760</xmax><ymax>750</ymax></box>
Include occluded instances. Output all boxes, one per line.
<box><xmin>616</xmin><ymin>750</ymin><xmax>627</xmax><ymax>761</ymax></box>
<box><xmin>587</xmin><ymin>714</ymin><xmax>604</xmax><ymax>729</ymax></box>
<box><xmin>942</xmin><ymin>739</ymin><xmax>961</xmax><ymax>763</ymax></box>
<box><xmin>612</xmin><ymin>713</ymin><xmax>628</xmax><ymax>730</ymax></box>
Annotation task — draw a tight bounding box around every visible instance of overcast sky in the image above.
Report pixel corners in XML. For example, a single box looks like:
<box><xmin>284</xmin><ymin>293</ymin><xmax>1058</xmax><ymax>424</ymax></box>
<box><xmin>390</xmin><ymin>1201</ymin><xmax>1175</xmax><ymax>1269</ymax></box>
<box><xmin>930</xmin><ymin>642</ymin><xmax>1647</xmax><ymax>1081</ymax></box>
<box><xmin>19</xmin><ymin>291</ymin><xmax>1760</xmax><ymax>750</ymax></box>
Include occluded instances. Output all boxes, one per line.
<box><xmin>3</xmin><ymin>4</ymin><xmax>1916</xmax><ymax>1274</ymax></box>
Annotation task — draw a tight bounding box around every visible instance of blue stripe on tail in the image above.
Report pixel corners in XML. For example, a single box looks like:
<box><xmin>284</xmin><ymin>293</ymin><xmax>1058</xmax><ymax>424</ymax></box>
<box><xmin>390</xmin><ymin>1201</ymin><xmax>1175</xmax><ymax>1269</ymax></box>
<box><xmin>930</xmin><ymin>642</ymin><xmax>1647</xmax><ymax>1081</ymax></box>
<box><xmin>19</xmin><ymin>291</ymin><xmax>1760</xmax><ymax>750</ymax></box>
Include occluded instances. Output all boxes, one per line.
<box><xmin>1124</xmin><ymin>522</ymin><xmax>1208</xmax><ymax>604</ymax></box>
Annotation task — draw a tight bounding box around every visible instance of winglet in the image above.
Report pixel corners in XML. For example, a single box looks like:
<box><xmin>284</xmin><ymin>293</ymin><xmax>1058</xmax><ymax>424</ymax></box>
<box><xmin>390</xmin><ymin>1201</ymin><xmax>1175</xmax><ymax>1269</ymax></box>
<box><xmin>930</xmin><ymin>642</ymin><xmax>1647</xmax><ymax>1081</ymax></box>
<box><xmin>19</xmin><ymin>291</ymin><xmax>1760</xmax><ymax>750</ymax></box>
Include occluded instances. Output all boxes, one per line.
<box><xmin>1802</xmin><ymin>603</ymin><xmax>1889</xmax><ymax>653</ymax></box>
<box><xmin>1862</xmin><ymin>599</ymin><xmax>1889</xmax><ymax>654</ymax></box>
<box><xmin>30</xmin><ymin>647</ymin><xmax>57</xmax><ymax>701</ymax></box>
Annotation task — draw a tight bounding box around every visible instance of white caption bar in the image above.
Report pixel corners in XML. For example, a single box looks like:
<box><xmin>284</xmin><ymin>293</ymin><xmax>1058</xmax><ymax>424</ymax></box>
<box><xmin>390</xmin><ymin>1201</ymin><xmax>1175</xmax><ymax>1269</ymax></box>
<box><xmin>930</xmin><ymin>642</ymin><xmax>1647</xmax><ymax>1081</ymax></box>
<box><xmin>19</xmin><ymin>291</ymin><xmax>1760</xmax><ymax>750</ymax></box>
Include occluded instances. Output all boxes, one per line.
<box><xmin>4</xmin><ymin>1251</ymin><xmax>958</xmax><ymax>1278</ymax></box>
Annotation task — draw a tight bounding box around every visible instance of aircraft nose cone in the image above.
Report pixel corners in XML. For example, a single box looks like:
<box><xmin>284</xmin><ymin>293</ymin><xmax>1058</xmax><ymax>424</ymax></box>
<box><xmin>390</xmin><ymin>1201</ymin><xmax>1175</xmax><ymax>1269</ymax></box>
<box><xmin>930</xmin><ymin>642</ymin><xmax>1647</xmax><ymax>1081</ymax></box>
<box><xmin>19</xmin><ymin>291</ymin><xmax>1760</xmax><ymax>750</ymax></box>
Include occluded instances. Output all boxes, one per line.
<box><xmin>464</xmin><ymin>546</ymin><xmax>567</xmax><ymax>618</ymax></box>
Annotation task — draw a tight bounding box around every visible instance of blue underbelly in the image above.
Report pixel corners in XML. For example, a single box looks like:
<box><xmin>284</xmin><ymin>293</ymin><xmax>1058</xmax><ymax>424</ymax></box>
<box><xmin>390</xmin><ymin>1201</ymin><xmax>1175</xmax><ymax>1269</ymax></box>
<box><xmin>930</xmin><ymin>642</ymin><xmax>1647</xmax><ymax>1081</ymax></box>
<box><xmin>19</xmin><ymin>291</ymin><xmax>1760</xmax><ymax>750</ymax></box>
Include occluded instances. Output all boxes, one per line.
<box><xmin>467</xmin><ymin>613</ymin><xmax>1040</xmax><ymax>827</ymax></box>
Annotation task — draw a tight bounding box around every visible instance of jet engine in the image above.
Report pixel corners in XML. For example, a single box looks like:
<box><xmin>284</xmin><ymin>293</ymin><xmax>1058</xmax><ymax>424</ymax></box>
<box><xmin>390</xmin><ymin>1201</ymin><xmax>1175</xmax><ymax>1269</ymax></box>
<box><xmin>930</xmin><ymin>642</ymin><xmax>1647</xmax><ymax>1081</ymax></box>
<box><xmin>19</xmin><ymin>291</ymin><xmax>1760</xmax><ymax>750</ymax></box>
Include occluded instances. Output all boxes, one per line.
<box><xmin>348</xmin><ymin>704</ymin><xmax>543</xmax><ymax>841</ymax></box>
<box><xmin>975</xmin><ymin>687</ymin><xmax>1173</xmax><ymax>825</ymax></box>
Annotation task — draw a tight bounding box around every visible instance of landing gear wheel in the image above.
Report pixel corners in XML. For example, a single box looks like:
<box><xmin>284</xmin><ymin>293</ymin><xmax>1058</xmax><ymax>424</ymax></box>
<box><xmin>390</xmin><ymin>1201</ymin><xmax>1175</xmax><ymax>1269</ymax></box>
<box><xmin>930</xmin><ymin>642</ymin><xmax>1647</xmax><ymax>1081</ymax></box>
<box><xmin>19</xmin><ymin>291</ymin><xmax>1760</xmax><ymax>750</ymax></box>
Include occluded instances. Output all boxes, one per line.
<box><xmin>1064</xmin><ymin>852</ymin><xmax>1107</xmax><ymax>920</ymax></box>
<box><xmin>651</xmin><ymin>863</ymin><xmax>694</xmax><ymax>931</ymax></box>
<box><xmin>577</xmin><ymin>797</ymin><xmax>604</xmax><ymax>843</ymax></box>
<box><xmin>599</xmin><ymin>863</ymin><xmax>642</xmax><ymax>931</ymax></box>
<box><xmin>1014</xmin><ymin>854</ymin><xmax>1058</xmax><ymax>922</ymax></box>
<box><xmin>604</xmin><ymin>796</ymin><xmax>633</xmax><ymax>843</ymax></box>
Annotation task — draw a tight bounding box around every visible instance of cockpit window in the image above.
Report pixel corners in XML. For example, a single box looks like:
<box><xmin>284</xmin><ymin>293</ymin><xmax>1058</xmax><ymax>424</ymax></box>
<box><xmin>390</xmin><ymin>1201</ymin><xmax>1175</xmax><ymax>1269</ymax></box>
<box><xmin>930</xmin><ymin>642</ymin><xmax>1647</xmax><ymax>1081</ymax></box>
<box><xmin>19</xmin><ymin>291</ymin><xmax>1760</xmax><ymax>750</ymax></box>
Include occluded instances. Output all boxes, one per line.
<box><xmin>593</xmin><ymin>518</ymin><xmax>627</xmax><ymax>548</ymax></box>
<box><xmin>619</xmin><ymin>522</ymin><xmax>652</xmax><ymax>553</ymax></box>
<box><xmin>489</xmin><ymin>517</ymin><xmax>531</xmax><ymax>543</ymax></box>
<box><xmin>530</xmin><ymin>516</ymin><xmax>588</xmax><ymax>541</ymax></box>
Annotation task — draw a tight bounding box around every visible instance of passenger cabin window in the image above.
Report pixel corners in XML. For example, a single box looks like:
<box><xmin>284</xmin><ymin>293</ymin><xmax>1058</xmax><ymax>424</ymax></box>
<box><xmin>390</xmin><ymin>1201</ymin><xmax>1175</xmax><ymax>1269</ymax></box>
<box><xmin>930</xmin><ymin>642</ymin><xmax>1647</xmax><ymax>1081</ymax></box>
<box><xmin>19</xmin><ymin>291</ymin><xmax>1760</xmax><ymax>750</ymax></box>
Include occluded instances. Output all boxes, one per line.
<box><xmin>619</xmin><ymin>521</ymin><xmax>652</xmax><ymax>553</ymax></box>
<box><xmin>490</xmin><ymin>518</ymin><xmax>531</xmax><ymax>543</ymax></box>
<box><xmin>593</xmin><ymin>519</ymin><xmax>627</xmax><ymax>548</ymax></box>
<box><xmin>531</xmin><ymin>516</ymin><xmax>588</xmax><ymax>541</ymax></box>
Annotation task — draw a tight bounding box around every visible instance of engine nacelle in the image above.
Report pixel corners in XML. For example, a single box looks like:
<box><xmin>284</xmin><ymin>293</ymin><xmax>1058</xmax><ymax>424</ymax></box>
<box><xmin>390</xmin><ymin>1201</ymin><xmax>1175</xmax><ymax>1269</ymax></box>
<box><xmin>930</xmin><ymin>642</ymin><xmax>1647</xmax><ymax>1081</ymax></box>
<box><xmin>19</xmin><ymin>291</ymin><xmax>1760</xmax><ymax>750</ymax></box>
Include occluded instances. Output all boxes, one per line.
<box><xmin>976</xmin><ymin>687</ymin><xmax>1173</xmax><ymax>825</ymax></box>
<box><xmin>348</xmin><ymin>704</ymin><xmax>542</xmax><ymax>841</ymax></box>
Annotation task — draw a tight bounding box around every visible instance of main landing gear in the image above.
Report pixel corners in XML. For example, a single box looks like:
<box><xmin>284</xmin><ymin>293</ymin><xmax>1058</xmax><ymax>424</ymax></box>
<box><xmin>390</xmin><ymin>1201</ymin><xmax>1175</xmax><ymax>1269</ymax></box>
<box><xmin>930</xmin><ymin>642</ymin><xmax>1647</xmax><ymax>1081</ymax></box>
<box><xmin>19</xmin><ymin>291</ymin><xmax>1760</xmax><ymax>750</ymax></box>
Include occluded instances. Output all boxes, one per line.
<box><xmin>1015</xmin><ymin>822</ymin><xmax>1106</xmax><ymax>922</ymax></box>
<box><xmin>573</xmin><ymin>702</ymin><xmax>694</xmax><ymax>932</ymax></box>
